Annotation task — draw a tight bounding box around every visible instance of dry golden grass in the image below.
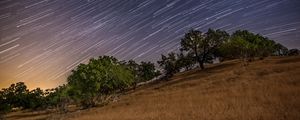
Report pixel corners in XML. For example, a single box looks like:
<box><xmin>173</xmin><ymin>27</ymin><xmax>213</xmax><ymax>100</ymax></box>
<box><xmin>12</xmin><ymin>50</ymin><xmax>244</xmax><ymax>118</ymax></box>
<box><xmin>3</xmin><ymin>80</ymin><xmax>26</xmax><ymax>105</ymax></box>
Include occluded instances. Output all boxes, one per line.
<box><xmin>5</xmin><ymin>56</ymin><xmax>300</xmax><ymax>120</ymax></box>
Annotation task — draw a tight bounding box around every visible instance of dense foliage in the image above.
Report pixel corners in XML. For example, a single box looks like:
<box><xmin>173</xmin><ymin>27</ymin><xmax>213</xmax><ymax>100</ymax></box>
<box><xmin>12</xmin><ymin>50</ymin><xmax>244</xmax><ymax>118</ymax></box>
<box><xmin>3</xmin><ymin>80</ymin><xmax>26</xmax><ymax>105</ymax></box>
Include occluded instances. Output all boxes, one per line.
<box><xmin>0</xmin><ymin>56</ymin><xmax>161</xmax><ymax>113</ymax></box>
<box><xmin>219</xmin><ymin>30</ymin><xmax>288</xmax><ymax>61</ymax></box>
<box><xmin>124</xmin><ymin>60</ymin><xmax>161</xmax><ymax>83</ymax></box>
<box><xmin>158</xmin><ymin>29</ymin><xmax>292</xmax><ymax>78</ymax></box>
<box><xmin>67</xmin><ymin>56</ymin><xmax>134</xmax><ymax>107</ymax></box>
<box><xmin>0</xmin><ymin>82</ymin><xmax>45</xmax><ymax>113</ymax></box>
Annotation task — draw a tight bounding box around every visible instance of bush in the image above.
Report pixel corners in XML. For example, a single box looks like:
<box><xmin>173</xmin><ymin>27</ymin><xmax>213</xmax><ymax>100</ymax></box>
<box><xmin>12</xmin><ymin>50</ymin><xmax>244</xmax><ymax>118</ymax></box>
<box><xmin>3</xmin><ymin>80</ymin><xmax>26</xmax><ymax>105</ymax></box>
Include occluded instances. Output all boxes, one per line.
<box><xmin>0</xmin><ymin>92</ymin><xmax>12</xmax><ymax>115</ymax></box>
<box><xmin>288</xmin><ymin>49</ymin><xmax>300</xmax><ymax>56</ymax></box>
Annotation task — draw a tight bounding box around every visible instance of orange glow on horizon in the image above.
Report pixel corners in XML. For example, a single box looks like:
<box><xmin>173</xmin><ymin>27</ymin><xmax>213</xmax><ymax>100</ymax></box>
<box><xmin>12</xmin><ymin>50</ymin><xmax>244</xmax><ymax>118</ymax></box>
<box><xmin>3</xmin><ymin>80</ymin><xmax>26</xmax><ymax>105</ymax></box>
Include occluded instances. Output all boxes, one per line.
<box><xmin>0</xmin><ymin>79</ymin><xmax>67</xmax><ymax>90</ymax></box>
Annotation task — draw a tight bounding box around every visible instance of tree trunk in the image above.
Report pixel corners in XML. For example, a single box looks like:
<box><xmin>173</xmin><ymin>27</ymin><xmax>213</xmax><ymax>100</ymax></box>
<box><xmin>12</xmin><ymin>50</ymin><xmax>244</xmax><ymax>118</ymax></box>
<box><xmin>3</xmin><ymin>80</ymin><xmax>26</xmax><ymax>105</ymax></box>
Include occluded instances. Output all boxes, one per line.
<box><xmin>199</xmin><ymin>61</ymin><xmax>204</xmax><ymax>70</ymax></box>
<box><xmin>196</xmin><ymin>57</ymin><xmax>204</xmax><ymax>70</ymax></box>
<box><xmin>195</xmin><ymin>53</ymin><xmax>205</xmax><ymax>70</ymax></box>
<box><xmin>199</xmin><ymin>52</ymin><xmax>206</xmax><ymax>70</ymax></box>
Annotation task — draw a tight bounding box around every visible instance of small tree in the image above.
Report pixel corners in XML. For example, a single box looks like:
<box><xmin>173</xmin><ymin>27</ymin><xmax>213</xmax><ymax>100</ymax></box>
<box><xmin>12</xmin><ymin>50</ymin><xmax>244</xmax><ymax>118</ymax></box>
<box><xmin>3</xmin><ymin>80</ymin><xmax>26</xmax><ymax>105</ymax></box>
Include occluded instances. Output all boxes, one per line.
<box><xmin>138</xmin><ymin>61</ymin><xmax>161</xmax><ymax>82</ymax></box>
<box><xmin>125</xmin><ymin>60</ymin><xmax>160</xmax><ymax>88</ymax></box>
<box><xmin>44</xmin><ymin>85</ymin><xmax>70</xmax><ymax>112</ymax></box>
<box><xmin>157</xmin><ymin>52</ymin><xmax>180</xmax><ymax>78</ymax></box>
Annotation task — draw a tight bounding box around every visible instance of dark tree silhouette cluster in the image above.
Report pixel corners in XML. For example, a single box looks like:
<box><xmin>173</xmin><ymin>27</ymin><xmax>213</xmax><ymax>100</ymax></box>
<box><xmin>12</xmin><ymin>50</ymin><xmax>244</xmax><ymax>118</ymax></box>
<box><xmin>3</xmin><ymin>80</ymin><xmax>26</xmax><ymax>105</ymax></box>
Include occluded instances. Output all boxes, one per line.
<box><xmin>157</xmin><ymin>28</ymin><xmax>293</xmax><ymax>78</ymax></box>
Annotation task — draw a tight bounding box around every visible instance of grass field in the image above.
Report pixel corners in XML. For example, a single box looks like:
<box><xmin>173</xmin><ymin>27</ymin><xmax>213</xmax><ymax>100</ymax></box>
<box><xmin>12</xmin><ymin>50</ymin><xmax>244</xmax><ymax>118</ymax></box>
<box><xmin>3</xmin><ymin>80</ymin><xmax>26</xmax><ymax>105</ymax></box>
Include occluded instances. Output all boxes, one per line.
<box><xmin>5</xmin><ymin>56</ymin><xmax>300</xmax><ymax>120</ymax></box>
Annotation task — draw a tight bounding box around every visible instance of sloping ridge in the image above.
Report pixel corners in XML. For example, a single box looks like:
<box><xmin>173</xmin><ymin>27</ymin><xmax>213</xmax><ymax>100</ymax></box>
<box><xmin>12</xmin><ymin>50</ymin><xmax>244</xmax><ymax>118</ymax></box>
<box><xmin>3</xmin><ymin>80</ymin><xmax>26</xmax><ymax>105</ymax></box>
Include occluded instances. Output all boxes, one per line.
<box><xmin>62</xmin><ymin>56</ymin><xmax>300</xmax><ymax>120</ymax></box>
<box><xmin>7</xmin><ymin>56</ymin><xmax>300</xmax><ymax>120</ymax></box>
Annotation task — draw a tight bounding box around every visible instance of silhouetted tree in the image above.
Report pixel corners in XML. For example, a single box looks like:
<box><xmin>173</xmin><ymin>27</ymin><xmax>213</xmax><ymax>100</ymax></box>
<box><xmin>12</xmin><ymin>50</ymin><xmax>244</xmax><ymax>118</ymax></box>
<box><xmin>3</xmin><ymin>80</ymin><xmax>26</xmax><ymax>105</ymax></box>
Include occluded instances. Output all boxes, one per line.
<box><xmin>125</xmin><ymin>60</ymin><xmax>160</xmax><ymax>89</ymax></box>
<box><xmin>138</xmin><ymin>61</ymin><xmax>161</xmax><ymax>82</ymax></box>
<box><xmin>288</xmin><ymin>49</ymin><xmax>300</xmax><ymax>56</ymax></box>
<box><xmin>157</xmin><ymin>52</ymin><xmax>180</xmax><ymax>78</ymax></box>
<box><xmin>180</xmin><ymin>29</ymin><xmax>229</xmax><ymax>69</ymax></box>
<box><xmin>274</xmin><ymin>43</ymin><xmax>288</xmax><ymax>56</ymax></box>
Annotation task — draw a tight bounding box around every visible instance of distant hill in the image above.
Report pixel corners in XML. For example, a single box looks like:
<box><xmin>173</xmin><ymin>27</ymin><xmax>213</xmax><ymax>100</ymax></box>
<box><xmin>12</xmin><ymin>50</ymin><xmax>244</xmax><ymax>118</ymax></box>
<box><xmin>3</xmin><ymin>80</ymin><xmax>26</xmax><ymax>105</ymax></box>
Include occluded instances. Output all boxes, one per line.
<box><xmin>5</xmin><ymin>56</ymin><xmax>300</xmax><ymax>120</ymax></box>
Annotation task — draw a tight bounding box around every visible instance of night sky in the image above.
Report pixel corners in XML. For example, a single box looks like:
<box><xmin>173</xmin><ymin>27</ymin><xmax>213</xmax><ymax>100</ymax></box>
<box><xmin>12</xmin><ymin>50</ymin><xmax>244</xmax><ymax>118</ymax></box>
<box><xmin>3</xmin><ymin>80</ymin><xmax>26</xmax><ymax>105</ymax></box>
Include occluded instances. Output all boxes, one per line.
<box><xmin>0</xmin><ymin>0</ymin><xmax>300</xmax><ymax>89</ymax></box>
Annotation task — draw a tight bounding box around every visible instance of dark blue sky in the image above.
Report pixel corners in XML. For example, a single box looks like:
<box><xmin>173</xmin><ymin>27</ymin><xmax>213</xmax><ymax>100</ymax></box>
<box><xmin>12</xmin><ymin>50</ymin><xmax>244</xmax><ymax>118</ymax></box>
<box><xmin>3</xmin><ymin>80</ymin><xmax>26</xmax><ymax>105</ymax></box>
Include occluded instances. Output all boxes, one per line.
<box><xmin>0</xmin><ymin>0</ymin><xmax>300</xmax><ymax>89</ymax></box>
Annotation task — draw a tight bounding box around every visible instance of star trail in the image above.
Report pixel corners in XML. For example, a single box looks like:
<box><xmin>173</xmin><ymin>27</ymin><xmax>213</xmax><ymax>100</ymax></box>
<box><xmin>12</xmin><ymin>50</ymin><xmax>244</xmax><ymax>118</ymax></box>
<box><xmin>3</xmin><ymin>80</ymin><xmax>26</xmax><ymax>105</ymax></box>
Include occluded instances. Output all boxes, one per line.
<box><xmin>0</xmin><ymin>0</ymin><xmax>300</xmax><ymax>89</ymax></box>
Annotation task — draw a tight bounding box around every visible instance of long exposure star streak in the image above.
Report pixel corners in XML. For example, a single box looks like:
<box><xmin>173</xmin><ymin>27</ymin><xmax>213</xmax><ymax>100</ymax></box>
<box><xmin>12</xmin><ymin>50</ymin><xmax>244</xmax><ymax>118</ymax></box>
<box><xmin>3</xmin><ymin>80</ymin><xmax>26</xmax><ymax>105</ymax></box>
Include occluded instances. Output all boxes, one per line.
<box><xmin>0</xmin><ymin>0</ymin><xmax>300</xmax><ymax>89</ymax></box>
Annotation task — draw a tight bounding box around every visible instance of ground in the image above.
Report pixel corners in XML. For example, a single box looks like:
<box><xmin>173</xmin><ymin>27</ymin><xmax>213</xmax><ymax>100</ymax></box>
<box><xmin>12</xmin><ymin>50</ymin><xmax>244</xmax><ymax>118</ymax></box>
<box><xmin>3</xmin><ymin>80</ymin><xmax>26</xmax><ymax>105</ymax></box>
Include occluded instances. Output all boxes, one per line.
<box><xmin>4</xmin><ymin>56</ymin><xmax>300</xmax><ymax>120</ymax></box>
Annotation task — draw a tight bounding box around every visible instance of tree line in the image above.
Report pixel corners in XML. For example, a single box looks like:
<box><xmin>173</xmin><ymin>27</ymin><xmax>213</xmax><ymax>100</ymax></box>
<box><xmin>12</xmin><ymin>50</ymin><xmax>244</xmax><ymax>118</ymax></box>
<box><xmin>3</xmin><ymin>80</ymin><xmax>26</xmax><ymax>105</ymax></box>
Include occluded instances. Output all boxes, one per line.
<box><xmin>157</xmin><ymin>29</ymin><xmax>298</xmax><ymax>78</ymax></box>
<box><xmin>1</xmin><ymin>28</ymin><xmax>298</xmax><ymax>115</ymax></box>
<box><xmin>0</xmin><ymin>56</ymin><xmax>160</xmax><ymax>114</ymax></box>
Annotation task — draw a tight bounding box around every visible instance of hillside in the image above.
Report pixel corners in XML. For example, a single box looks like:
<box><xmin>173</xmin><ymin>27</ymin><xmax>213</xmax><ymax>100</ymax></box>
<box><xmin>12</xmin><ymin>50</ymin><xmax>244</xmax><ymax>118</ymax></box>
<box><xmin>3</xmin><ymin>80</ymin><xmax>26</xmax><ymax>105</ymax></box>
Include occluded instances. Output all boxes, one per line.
<box><xmin>5</xmin><ymin>56</ymin><xmax>300</xmax><ymax>120</ymax></box>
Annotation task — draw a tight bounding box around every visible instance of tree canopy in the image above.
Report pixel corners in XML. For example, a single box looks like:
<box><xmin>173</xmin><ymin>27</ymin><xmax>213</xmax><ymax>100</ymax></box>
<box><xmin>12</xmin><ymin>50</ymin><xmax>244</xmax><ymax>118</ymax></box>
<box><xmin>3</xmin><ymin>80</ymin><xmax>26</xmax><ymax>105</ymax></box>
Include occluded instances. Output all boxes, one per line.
<box><xmin>67</xmin><ymin>56</ymin><xmax>134</xmax><ymax>107</ymax></box>
<box><xmin>180</xmin><ymin>29</ymin><xmax>229</xmax><ymax>69</ymax></box>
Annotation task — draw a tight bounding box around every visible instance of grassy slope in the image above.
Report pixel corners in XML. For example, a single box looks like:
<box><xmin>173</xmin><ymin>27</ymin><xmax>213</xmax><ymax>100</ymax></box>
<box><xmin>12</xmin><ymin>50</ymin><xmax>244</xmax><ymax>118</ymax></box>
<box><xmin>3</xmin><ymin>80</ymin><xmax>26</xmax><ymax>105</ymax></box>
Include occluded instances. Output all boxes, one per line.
<box><xmin>6</xmin><ymin>56</ymin><xmax>300</xmax><ymax>120</ymax></box>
